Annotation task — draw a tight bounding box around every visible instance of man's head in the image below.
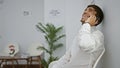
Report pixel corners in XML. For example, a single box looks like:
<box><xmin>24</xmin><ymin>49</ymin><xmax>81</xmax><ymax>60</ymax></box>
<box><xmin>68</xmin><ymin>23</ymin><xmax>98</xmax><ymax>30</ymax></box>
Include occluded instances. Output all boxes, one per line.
<box><xmin>81</xmin><ymin>4</ymin><xmax>104</xmax><ymax>26</ymax></box>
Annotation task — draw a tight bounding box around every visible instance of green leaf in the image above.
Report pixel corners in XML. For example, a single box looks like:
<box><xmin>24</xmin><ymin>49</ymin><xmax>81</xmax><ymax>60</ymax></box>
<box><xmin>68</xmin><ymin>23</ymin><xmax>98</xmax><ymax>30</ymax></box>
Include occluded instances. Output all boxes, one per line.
<box><xmin>39</xmin><ymin>23</ymin><xmax>49</xmax><ymax>32</ymax></box>
<box><xmin>55</xmin><ymin>26</ymin><xmax>63</xmax><ymax>34</ymax></box>
<box><xmin>37</xmin><ymin>46</ymin><xmax>50</xmax><ymax>54</ymax></box>
<box><xmin>48</xmin><ymin>56</ymin><xmax>58</xmax><ymax>64</ymax></box>
<box><xmin>41</xmin><ymin>59</ymin><xmax>49</xmax><ymax>68</ymax></box>
<box><xmin>53</xmin><ymin>43</ymin><xmax>63</xmax><ymax>51</ymax></box>
<box><xmin>36</xmin><ymin>25</ymin><xmax>45</xmax><ymax>33</ymax></box>
<box><xmin>36</xmin><ymin>23</ymin><xmax>49</xmax><ymax>34</ymax></box>
<box><xmin>53</xmin><ymin>34</ymin><xmax>65</xmax><ymax>42</ymax></box>
<box><xmin>45</xmin><ymin>36</ymin><xmax>50</xmax><ymax>44</ymax></box>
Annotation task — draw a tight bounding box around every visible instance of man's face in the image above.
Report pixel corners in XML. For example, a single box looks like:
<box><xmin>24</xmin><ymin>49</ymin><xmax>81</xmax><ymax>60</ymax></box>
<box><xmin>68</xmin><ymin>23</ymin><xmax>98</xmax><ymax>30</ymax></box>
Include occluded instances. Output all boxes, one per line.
<box><xmin>81</xmin><ymin>7</ymin><xmax>97</xmax><ymax>24</ymax></box>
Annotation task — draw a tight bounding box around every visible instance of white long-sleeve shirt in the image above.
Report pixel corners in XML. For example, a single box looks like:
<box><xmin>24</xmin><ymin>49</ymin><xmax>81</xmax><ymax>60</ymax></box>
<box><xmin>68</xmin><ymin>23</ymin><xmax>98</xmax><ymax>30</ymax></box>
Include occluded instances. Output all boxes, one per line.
<box><xmin>78</xmin><ymin>23</ymin><xmax>104</xmax><ymax>53</ymax></box>
<box><xmin>49</xmin><ymin>23</ymin><xmax>104</xmax><ymax>68</ymax></box>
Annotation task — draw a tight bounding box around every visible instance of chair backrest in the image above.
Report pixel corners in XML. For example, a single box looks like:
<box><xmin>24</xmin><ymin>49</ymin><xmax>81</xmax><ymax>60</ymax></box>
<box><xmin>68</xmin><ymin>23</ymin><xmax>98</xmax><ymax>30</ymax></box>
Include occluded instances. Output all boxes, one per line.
<box><xmin>4</xmin><ymin>43</ymin><xmax>19</xmax><ymax>56</ymax></box>
<box><xmin>27</xmin><ymin>43</ymin><xmax>44</xmax><ymax>56</ymax></box>
<box><xmin>93</xmin><ymin>48</ymin><xmax>105</xmax><ymax>68</ymax></box>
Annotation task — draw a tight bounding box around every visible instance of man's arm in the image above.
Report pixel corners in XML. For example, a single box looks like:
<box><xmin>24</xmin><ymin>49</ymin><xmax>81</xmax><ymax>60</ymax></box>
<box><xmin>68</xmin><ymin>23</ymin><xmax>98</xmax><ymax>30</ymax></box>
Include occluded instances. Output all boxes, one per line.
<box><xmin>78</xmin><ymin>23</ymin><xmax>104</xmax><ymax>53</ymax></box>
<box><xmin>58</xmin><ymin>49</ymin><xmax>71</xmax><ymax>63</ymax></box>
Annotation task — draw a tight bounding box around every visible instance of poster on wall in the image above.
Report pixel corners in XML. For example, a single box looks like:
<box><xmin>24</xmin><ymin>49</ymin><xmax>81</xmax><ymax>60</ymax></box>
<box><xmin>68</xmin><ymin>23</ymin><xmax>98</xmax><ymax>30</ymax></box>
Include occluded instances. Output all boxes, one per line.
<box><xmin>49</xmin><ymin>9</ymin><xmax>62</xmax><ymax>18</ymax></box>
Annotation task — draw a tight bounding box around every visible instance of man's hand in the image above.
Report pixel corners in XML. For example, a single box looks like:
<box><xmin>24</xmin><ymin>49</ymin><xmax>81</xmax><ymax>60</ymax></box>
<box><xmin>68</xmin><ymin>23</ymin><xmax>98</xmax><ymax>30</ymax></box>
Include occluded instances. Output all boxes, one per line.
<box><xmin>85</xmin><ymin>15</ymin><xmax>97</xmax><ymax>26</ymax></box>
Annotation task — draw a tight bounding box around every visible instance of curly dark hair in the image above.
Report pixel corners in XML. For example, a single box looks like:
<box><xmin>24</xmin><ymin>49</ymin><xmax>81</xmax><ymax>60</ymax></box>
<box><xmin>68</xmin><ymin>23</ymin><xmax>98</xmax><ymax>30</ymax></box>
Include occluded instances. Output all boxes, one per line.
<box><xmin>87</xmin><ymin>5</ymin><xmax>104</xmax><ymax>26</ymax></box>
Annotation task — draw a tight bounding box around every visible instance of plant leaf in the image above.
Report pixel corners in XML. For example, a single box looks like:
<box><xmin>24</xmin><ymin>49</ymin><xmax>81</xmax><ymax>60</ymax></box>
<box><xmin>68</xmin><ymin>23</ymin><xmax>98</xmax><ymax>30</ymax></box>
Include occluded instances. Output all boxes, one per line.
<box><xmin>53</xmin><ymin>34</ymin><xmax>65</xmax><ymax>42</ymax></box>
<box><xmin>53</xmin><ymin>43</ymin><xmax>63</xmax><ymax>51</ymax></box>
<box><xmin>37</xmin><ymin>46</ymin><xmax>50</xmax><ymax>54</ymax></box>
<box><xmin>41</xmin><ymin>59</ymin><xmax>48</xmax><ymax>68</ymax></box>
<box><xmin>36</xmin><ymin>25</ymin><xmax>45</xmax><ymax>33</ymax></box>
<box><xmin>55</xmin><ymin>26</ymin><xmax>63</xmax><ymax>34</ymax></box>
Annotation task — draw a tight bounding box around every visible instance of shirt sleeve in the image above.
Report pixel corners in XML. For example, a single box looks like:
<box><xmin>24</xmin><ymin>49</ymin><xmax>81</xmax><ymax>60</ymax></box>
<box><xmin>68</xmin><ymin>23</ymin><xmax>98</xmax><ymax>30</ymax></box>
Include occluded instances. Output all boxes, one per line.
<box><xmin>54</xmin><ymin>48</ymin><xmax>71</xmax><ymax>67</ymax></box>
<box><xmin>58</xmin><ymin>49</ymin><xmax>71</xmax><ymax>63</ymax></box>
<box><xmin>78</xmin><ymin>23</ymin><xmax>103</xmax><ymax>53</ymax></box>
<box><xmin>49</xmin><ymin>51</ymin><xmax>71</xmax><ymax>68</ymax></box>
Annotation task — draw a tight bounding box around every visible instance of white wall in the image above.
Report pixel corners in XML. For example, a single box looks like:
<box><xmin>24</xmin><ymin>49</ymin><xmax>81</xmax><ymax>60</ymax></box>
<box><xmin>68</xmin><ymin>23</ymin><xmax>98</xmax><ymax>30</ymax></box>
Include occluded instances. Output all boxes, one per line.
<box><xmin>0</xmin><ymin>0</ymin><xmax>44</xmax><ymax>53</ymax></box>
<box><xmin>65</xmin><ymin>0</ymin><xmax>88</xmax><ymax>49</ymax></box>
<box><xmin>0</xmin><ymin>0</ymin><xmax>4</xmax><ymax>51</ymax></box>
<box><xmin>44</xmin><ymin>0</ymin><xmax>66</xmax><ymax>58</ymax></box>
<box><xmin>103</xmin><ymin>0</ymin><xmax>120</xmax><ymax>68</ymax></box>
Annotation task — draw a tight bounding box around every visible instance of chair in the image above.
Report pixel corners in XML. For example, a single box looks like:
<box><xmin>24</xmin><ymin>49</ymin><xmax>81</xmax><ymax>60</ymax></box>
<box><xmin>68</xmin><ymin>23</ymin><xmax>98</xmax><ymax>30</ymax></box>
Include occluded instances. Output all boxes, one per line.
<box><xmin>0</xmin><ymin>43</ymin><xmax>19</xmax><ymax>67</ymax></box>
<box><xmin>93</xmin><ymin>48</ymin><xmax>105</xmax><ymax>68</ymax></box>
<box><xmin>48</xmin><ymin>48</ymin><xmax>105</xmax><ymax>68</ymax></box>
<box><xmin>26</xmin><ymin>43</ymin><xmax>44</xmax><ymax>68</ymax></box>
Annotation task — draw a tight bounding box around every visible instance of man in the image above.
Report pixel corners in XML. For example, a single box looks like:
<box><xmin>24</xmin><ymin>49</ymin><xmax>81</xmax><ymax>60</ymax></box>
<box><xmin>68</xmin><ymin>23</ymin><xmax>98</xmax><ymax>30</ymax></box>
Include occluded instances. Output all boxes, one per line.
<box><xmin>49</xmin><ymin>4</ymin><xmax>105</xmax><ymax>68</ymax></box>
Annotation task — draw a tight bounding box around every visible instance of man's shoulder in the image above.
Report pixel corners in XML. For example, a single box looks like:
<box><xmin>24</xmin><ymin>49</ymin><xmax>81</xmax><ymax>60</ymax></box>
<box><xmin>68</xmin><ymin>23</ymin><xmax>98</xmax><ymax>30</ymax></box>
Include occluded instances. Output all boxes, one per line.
<box><xmin>93</xmin><ymin>30</ymin><xmax>104</xmax><ymax>37</ymax></box>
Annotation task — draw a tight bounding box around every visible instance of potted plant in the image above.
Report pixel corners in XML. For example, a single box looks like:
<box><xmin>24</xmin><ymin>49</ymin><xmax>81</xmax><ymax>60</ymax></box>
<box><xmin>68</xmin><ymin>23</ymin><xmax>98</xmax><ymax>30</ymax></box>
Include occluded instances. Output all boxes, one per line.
<box><xmin>36</xmin><ymin>22</ymin><xmax>65</xmax><ymax>68</ymax></box>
